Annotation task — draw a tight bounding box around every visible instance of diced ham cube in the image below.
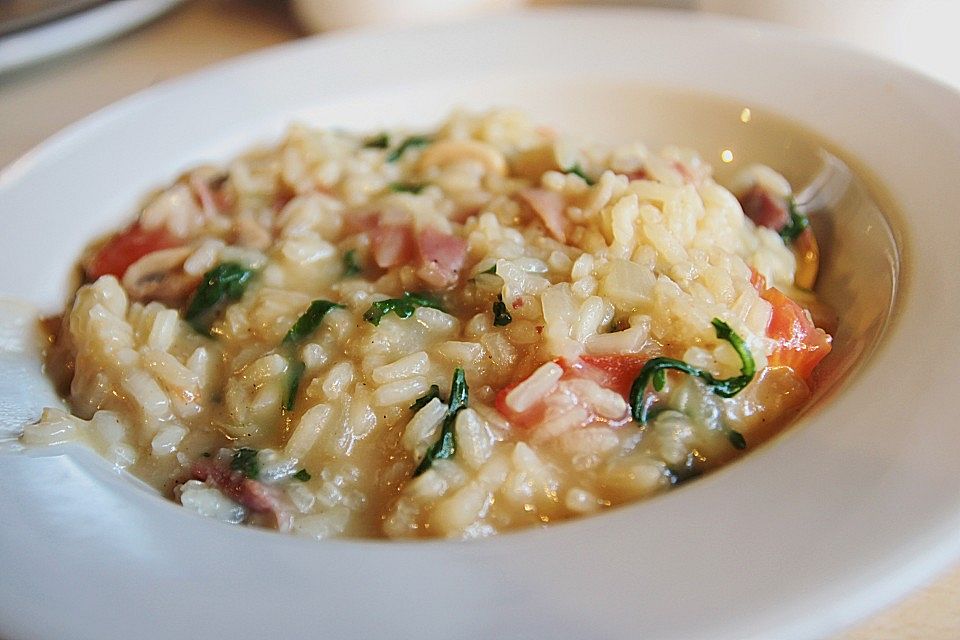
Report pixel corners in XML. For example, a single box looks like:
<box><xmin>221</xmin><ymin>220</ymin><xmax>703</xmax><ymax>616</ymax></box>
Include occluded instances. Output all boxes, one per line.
<box><xmin>415</xmin><ymin>226</ymin><xmax>467</xmax><ymax>289</ymax></box>
<box><xmin>518</xmin><ymin>187</ymin><xmax>568</xmax><ymax>243</ymax></box>
<box><xmin>739</xmin><ymin>184</ymin><xmax>789</xmax><ymax>231</ymax></box>
<box><xmin>189</xmin><ymin>458</ymin><xmax>289</xmax><ymax>528</ymax></box>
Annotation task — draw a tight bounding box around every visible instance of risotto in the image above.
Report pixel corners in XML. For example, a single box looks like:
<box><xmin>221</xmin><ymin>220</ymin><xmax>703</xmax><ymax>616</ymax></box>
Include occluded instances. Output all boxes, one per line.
<box><xmin>24</xmin><ymin>109</ymin><xmax>833</xmax><ymax>539</ymax></box>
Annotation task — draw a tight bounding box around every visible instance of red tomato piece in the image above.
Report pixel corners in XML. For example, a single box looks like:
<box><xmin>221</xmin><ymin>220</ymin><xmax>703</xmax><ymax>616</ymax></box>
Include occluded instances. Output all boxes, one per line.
<box><xmin>577</xmin><ymin>355</ymin><xmax>651</xmax><ymax>398</ymax></box>
<box><xmin>87</xmin><ymin>223</ymin><xmax>180</xmax><ymax>280</ymax></box>
<box><xmin>761</xmin><ymin>287</ymin><xmax>832</xmax><ymax>382</ymax></box>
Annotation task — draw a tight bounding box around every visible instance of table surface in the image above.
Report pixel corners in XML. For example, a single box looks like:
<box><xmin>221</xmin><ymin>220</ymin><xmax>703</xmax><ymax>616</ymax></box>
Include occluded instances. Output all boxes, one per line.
<box><xmin>1</xmin><ymin>2</ymin><xmax>958</xmax><ymax>638</ymax></box>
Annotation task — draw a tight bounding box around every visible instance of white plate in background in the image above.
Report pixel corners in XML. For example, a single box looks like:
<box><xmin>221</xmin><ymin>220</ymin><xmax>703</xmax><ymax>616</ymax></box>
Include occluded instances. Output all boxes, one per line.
<box><xmin>0</xmin><ymin>9</ymin><xmax>958</xmax><ymax>640</ymax></box>
<box><xmin>0</xmin><ymin>0</ymin><xmax>183</xmax><ymax>74</ymax></box>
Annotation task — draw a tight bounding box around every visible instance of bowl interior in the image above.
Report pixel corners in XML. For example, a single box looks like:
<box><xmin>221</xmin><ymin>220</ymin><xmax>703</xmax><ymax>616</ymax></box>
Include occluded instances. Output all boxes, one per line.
<box><xmin>11</xmin><ymin>80</ymin><xmax>900</xmax><ymax>440</ymax></box>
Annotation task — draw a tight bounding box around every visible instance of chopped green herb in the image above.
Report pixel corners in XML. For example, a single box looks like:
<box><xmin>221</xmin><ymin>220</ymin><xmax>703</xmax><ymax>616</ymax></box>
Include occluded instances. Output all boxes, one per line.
<box><xmin>363</xmin><ymin>291</ymin><xmax>443</xmax><ymax>326</ymax></box>
<box><xmin>343</xmin><ymin>249</ymin><xmax>362</xmax><ymax>277</ymax></box>
<box><xmin>780</xmin><ymin>198</ymin><xmax>810</xmax><ymax>243</ymax></box>
<box><xmin>230</xmin><ymin>447</ymin><xmax>260</xmax><ymax>479</ymax></box>
<box><xmin>630</xmin><ymin>318</ymin><xmax>756</xmax><ymax>425</ymax></box>
<box><xmin>727</xmin><ymin>428</ymin><xmax>747</xmax><ymax>450</ymax></box>
<box><xmin>667</xmin><ymin>464</ymin><xmax>703</xmax><ymax>486</ymax></box>
<box><xmin>564</xmin><ymin>163</ymin><xmax>596</xmax><ymax>186</ymax></box>
<box><xmin>285</xmin><ymin>359</ymin><xmax>305</xmax><ymax>411</ymax></box>
<box><xmin>283</xmin><ymin>300</ymin><xmax>344</xmax><ymax>347</ymax></box>
<box><xmin>492</xmin><ymin>294</ymin><xmax>512</xmax><ymax>326</ymax></box>
<box><xmin>479</xmin><ymin>264</ymin><xmax>497</xmax><ymax>275</ymax></box>
<box><xmin>386</xmin><ymin>135</ymin><xmax>431</xmax><ymax>163</ymax></box>
<box><xmin>363</xmin><ymin>133</ymin><xmax>390</xmax><ymax>149</ymax></box>
<box><xmin>414</xmin><ymin>368</ymin><xmax>468</xmax><ymax>476</ymax></box>
<box><xmin>185</xmin><ymin>262</ymin><xmax>256</xmax><ymax>335</ymax></box>
<box><xmin>410</xmin><ymin>384</ymin><xmax>441</xmax><ymax>412</ymax></box>
<box><xmin>293</xmin><ymin>468</ymin><xmax>312</xmax><ymax>482</ymax></box>
<box><xmin>201</xmin><ymin>452</ymin><xmax>211</xmax><ymax>458</ymax></box>
<box><xmin>389</xmin><ymin>181</ymin><xmax>427</xmax><ymax>194</ymax></box>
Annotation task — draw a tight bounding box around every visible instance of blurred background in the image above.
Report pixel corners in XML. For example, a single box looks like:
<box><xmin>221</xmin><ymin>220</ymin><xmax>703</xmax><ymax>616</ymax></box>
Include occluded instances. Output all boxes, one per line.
<box><xmin>0</xmin><ymin>1</ymin><xmax>958</xmax><ymax>638</ymax></box>
<box><xmin>4</xmin><ymin>1</ymin><xmax>959</xmax><ymax>83</ymax></box>
<box><xmin>2</xmin><ymin>0</ymin><xmax>959</xmax><ymax>167</ymax></box>
<box><xmin>0</xmin><ymin>0</ymin><xmax>960</xmax><ymax>166</ymax></box>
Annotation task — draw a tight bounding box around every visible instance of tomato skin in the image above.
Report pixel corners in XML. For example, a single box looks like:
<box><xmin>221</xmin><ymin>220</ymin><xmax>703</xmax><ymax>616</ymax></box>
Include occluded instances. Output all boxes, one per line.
<box><xmin>748</xmin><ymin>268</ymin><xmax>832</xmax><ymax>382</ymax></box>
<box><xmin>493</xmin><ymin>382</ymin><xmax>516</xmax><ymax>420</ymax></box>
<box><xmin>87</xmin><ymin>223</ymin><xmax>179</xmax><ymax>280</ymax></box>
<box><xmin>577</xmin><ymin>355</ymin><xmax>651</xmax><ymax>398</ymax></box>
<box><xmin>761</xmin><ymin>287</ymin><xmax>832</xmax><ymax>382</ymax></box>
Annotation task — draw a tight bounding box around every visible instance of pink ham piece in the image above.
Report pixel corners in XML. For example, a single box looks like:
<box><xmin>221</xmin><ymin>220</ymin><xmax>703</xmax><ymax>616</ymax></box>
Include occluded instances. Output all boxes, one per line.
<box><xmin>738</xmin><ymin>184</ymin><xmax>789</xmax><ymax>231</ymax></box>
<box><xmin>415</xmin><ymin>226</ymin><xmax>468</xmax><ymax>289</ymax></box>
<box><xmin>188</xmin><ymin>174</ymin><xmax>233</xmax><ymax>217</ymax></box>
<box><xmin>372</xmin><ymin>223</ymin><xmax>416</xmax><ymax>268</ymax></box>
<box><xmin>361</xmin><ymin>214</ymin><xmax>467</xmax><ymax>288</ymax></box>
<box><xmin>739</xmin><ymin>185</ymin><xmax>820</xmax><ymax>289</ymax></box>
<box><xmin>518</xmin><ymin>187</ymin><xmax>568</xmax><ymax>243</ymax></box>
<box><xmin>189</xmin><ymin>174</ymin><xmax>220</xmax><ymax>218</ymax></box>
<box><xmin>190</xmin><ymin>458</ymin><xmax>291</xmax><ymax>530</ymax></box>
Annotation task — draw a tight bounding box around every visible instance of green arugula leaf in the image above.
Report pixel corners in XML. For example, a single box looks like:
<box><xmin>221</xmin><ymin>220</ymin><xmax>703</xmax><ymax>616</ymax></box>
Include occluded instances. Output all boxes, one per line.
<box><xmin>492</xmin><ymin>294</ymin><xmax>512</xmax><ymax>326</ymax></box>
<box><xmin>727</xmin><ymin>429</ymin><xmax>747</xmax><ymax>450</ymax></box>
<box><xmin>386</xmin><ymin>135</ymin><xmax>431</xmax><ymax>163</ymax></box>
<box><xmin>413</xmin><ymin>368</ymin><xmax>468</xmax><ymax>476</ymax></box>
<box><xmin>564</xmin><ymin>163</ymin><xmax>596</xmax><ymax>186</ymax></box>
<box><xmin>230</xmin><ymin>447</ymin><xmax>260</xmax><ymax>479</ymax></box>
<box><xmin>363</xmin><ymin>291</ymin><xmax>443</xmax><ymax>326</ymax></box>
<box><xmin>629</xmin><ymin>318</ymin><xmax>756</xmax><ymax>432</ymax></box>
<box><xmin>185</xmin><ymin>263</ymin><xmax>256</xmax><ymax>335</ymax></box>
<box><xmin>708</xmin><ymin>318</ymin><xmax>756</xmax><ymax>395</ymax></box>
<box><xmin>363</xmin><ymin>133</ymin><xmax>390</xmax><ymax>149</ymax></box>
<box><xmin>293</xmin><ymin>468</ymin><xmax>312</xmax><ymax>482</ymax></box>
<box><xmin>343</xmin><ymin>249</ymin><xmax>362</xmax><ymax>277</ymax></box>
<box><xmin>389</xmin><ymin>182</ymin><xmax>427</xmax><ymax>194</ymax></box>
<box><xmin>410</xmin><ymin>384</ymin><xmax>441</xmax><ymax>412</ymax></box>
<box><xmin>780</xmin><ymin>198</ymin><xmax>811</xmax><ymax>243</ymax></box>
<box><xmin>283</xmin><ymin>300</ymin><xmax>344</xmax><ymax>347</ymax></box>
<box><xmin>285</xmin><ymin>359</ymin><xmax>306</xmax><ymax>412</ymax></box>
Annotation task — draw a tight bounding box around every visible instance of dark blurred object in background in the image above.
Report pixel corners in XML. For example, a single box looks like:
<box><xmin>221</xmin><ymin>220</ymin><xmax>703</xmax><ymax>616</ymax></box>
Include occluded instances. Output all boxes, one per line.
<box><xmin>0</xmin><ymin>0</ymin><xmax>107</xmax><ymax>36</ymax></box>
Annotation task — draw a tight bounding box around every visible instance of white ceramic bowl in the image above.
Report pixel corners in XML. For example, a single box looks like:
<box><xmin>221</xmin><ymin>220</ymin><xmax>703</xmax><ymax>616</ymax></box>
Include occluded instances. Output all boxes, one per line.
<box><xmin>1</xmin><ymin>9</ymin><xmax>958</xmax><ymax>640</ymax></box>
